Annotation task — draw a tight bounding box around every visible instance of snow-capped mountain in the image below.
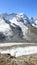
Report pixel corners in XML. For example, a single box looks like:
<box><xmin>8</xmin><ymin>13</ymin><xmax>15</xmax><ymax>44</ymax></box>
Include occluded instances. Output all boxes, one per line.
<box><xmin>0</xmin><ymin>13</ymin><xmax>37</xmax><ymax>43</ymax></box>
<box><xmin>35</xmin><ymin>19</ymin><xmax>37</xmax><ymax>25</ymax></box>
<box><xmin>30</xmin><ymin>17</ymin><xmax>37</xmax><ymax>27</ymax></box>
<box><xmin>0</xmin><ymin>13</ymin><xmax>17</xmax><ymax>20</ymax></box>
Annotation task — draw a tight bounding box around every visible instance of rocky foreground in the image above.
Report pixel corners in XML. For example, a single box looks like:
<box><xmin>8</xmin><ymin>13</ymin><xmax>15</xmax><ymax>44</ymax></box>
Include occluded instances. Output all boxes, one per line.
<box><xmin>0</xmin><ymin>54</ymin><xmax>37</xmax><ymax>65</ymax></box>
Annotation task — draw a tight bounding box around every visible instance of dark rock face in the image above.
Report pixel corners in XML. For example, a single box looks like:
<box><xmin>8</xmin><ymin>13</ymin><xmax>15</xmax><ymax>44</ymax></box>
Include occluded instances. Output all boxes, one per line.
<box><xmin>10</xmin><ymin>23</ymin><xmax>23</xmax><ymax>38</ymax></box>
<box><xmin>0</xmin><ymin>32</ymin><xmax>5</xmax><ymax>41</ymax></box>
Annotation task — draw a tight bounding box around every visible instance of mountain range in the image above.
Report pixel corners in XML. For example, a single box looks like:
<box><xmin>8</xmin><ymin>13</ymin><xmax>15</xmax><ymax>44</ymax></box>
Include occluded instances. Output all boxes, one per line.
<box><xmin>0</xmin><ymin>13</ymin><xmax>37</xmax><ymax>43</ymax></box>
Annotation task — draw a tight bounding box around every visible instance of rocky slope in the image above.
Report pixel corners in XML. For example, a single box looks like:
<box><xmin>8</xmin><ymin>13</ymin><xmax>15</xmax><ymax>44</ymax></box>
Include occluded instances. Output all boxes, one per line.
<box><xmin>0</xmin><ymin>54</ymin><xmax>37</xmax><ymax>65</ymax></box>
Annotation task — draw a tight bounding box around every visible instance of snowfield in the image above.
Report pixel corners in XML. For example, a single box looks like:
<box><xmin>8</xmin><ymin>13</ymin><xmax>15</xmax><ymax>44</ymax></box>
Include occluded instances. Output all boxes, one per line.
<box><xmin>0</xmin><ymin>46</ymin><xmax>37</xmax><ymax>57</ymax></box>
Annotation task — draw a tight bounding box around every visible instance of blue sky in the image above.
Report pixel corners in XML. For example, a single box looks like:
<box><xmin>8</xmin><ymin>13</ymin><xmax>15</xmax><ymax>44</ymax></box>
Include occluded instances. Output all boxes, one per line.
<box><xmin>0</xmin><ymin>0</ymin><xmax>37</xmax><ymax>18</ymax></box>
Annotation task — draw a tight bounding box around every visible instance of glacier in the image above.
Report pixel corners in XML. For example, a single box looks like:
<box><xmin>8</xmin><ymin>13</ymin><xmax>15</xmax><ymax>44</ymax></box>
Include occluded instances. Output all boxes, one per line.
<box><xmin>0</xmin><ymin>46</ymin><xmax>37</xmax><ymax>57</ymax></box>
